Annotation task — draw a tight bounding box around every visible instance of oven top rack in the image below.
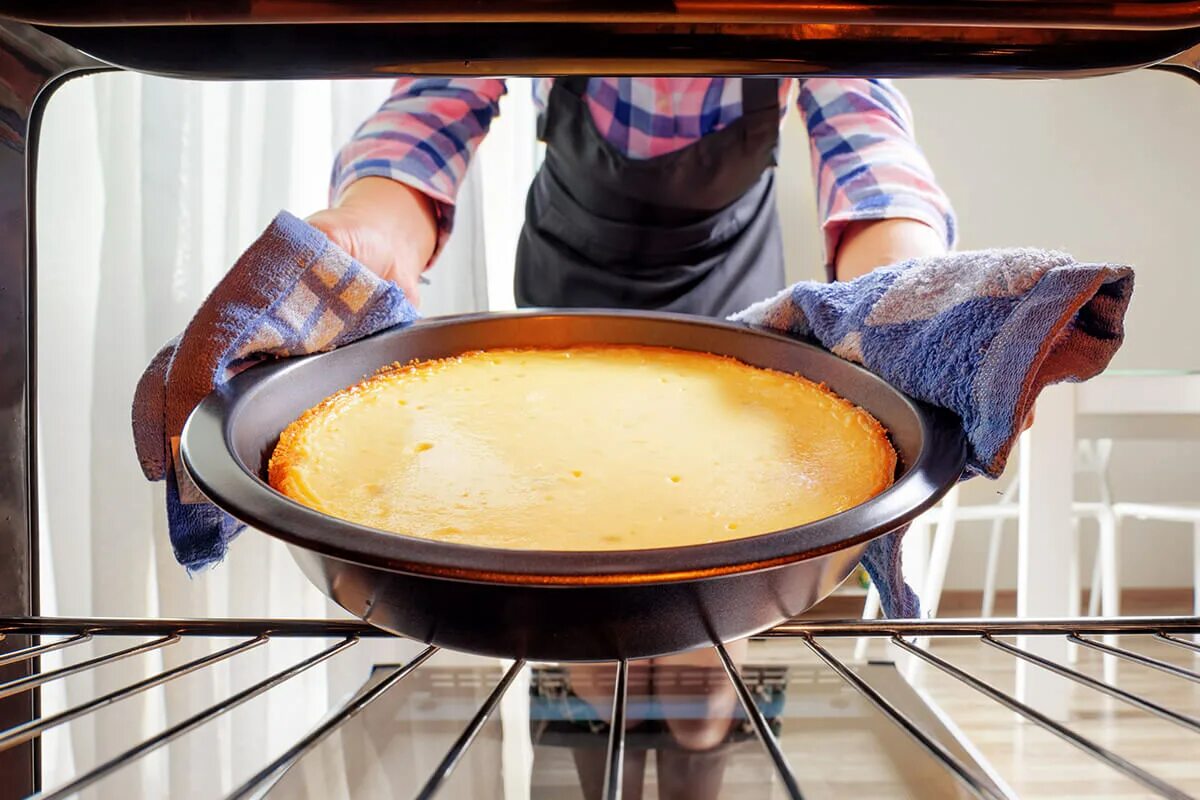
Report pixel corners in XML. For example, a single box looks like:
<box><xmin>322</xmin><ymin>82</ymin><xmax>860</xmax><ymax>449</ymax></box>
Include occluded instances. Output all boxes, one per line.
<box><xmin>1</xmin><ymin>615</ymin><xmax>1198</xmax><ymax>800</ymax></box>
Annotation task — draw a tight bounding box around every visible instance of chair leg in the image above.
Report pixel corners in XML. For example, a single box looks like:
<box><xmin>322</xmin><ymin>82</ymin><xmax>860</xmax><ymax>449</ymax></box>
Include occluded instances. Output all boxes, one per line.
<box><xmin>1068</xmin><ymin>519</ymin><xmax>1082</xmax><ymax>619</ymax></box>
<box><xmin>982</xmin><ymin>474</ymin><xmax>1020</xmax><ymax>618</ymax></box>
<box><xmin>1099</xmin><ymin>509</ymin><xmax>1120</xmax><ymax>682</ymax></box>
<box><xmin>981</xmin><ymin>520</ymin><xmax>1004</xmax><ymax>617</ymax></box>
<box><xmin>1193</xmin><ymin>522</ymin><xmax>1200</xmax><ymax>620</ymax></box>
<box><xmin>1192</xmin><ymin>522</ymin><xmax>1200</xmax><ymax>657</ymax></box>
<box><xmin>1067</xmin><ymin>519</ymin><xmax>1082</xmax><ymax>664</ymax></box>
<box><xmin>1087</xmin><ymin>538</ymin><xmax>1103</xmax><ymax>618</ymax></box>
<box><xmin>854</xmin><ymin>585</ymin><xmax>881</xmax><ymax>662</ymax></box>
<box><xmin>907</xmin><ymin>488</ymin><xmax>960</xmax><ymax>683</ymax></box>
<box><xmin>1099</xmin><ymin>510</ymin><xmax>1120</xmax><ymax>618</ymax></box>
<box><xmin>921</xmin><ymin>485</ymin><xmax>960</xmax><ymax>621</ymax></box>
<box><xmin>903</xmin><ymin>515</ymin><xmax>931</xmax><ymax>611</ymax></box>
<box><xmin>1086</xmin><ymin>436</ymin><xmax>1114</xmax><ymax>620</ymax></box>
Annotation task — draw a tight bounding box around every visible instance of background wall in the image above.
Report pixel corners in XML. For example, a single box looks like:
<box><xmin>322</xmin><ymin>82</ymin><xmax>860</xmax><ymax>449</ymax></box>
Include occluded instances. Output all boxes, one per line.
<box><xmin>778</xmin><ymin>70</ymin><xmax>1200</xmax><ymax>590</ymax></box>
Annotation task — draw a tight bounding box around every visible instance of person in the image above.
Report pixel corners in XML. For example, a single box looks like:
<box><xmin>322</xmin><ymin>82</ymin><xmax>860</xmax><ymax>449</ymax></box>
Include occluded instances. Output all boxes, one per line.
<box><xmin>308</xmin><ymin>76</ymin><xmax>955</xmax><ymax>799</ymax></box>
<box><xmin>308</xmin><ymin>77</ymin><xmax>954</xmax><ymax>310</ymax></box>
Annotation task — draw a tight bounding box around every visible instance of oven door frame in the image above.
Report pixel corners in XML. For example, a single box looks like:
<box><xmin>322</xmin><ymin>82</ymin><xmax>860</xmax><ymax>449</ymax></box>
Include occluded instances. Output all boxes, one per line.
<box><xmin>3</xmin><ymin>12</ymin><xmax>1199</xmax><ymax>798</ymax></box>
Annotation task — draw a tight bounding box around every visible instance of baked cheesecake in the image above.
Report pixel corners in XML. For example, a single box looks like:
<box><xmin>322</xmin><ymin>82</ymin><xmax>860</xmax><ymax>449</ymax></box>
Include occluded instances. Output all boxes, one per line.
<box><xmin>268</xmin><ymin>346</ymin><xmax>896</xmax><ymax>551</ymax></box>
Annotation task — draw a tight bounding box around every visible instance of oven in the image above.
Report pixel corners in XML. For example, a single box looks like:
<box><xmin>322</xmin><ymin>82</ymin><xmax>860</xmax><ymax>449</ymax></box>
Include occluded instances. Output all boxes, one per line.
<box><xmin>1</xmin><ymin>4</ymin><xmax>1199</xmax><ymax>798</ymax></box>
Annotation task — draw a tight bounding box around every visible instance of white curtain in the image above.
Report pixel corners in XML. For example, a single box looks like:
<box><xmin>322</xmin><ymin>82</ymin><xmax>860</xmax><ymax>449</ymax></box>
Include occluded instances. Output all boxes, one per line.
<box><xmin>34</xmin><ymin>73</ymin><xmax>538</xmax><ymax>797</ymax></box>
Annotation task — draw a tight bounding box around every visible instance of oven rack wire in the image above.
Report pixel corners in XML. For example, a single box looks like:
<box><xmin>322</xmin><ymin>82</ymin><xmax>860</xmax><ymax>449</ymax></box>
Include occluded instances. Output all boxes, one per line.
<box><xmin>0</xmin><ymin>616</ymin><xmax>1197</xmax><ymax>800</ymax></box>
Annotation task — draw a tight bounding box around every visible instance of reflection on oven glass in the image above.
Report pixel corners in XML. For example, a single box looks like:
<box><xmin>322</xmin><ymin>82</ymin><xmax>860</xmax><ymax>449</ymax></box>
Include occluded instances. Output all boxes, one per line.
<box><xmin>532</xmin><ymin>640</ymin><xmax>769</xmax><ymax>800</ymax></box>
<box><xmin>260</xmin><ymin>648</ymin><xmax>503</xmax><ymax>799</ymax></box>
<box><xmin>259</xmin><ymin>644</ymin><xmax>785</xmax><ymax>800</ymax></box>
<box><xmin>258</xmin><ymin>640</ymin><xmax>986</xmax><ymax>799</ymax></box>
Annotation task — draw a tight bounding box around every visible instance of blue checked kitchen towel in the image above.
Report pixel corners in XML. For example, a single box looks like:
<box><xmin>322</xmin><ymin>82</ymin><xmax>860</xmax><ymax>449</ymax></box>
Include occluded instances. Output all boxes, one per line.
<box><xmin>132</xmin><ymin>210</ymin><xmax>418</xmax><ymax>571</ymax></box>
<box><xmin>134</xmin><ymin>214</ymin><xmax>1133</xmax><ymax>619</ymax></box>
<box><xmin>731</xmin><ymin>249</ymin><xmax>1134</xmax><ymax>617</ymax></box>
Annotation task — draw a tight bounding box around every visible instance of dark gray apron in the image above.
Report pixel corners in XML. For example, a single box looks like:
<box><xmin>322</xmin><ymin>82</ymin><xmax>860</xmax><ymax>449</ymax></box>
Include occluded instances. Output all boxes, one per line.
<box><xmin>515</xmin><ymin>77</ymin><xmax>786</xmax><ymax>318</ymax></box>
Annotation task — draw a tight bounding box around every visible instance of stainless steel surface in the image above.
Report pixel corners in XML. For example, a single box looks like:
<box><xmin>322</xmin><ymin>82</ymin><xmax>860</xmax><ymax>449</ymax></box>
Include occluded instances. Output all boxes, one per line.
<box><xmin>718</xmin><ymin>642</ymin><xmax>806</xmax><ymax>800</ymax></box>
<box><xmin>32</xmin><ymin>636</ymin><xmax>361</xmax><ymax>800</ymax></box>
<box><xmin>0</xmin><ymin>633</ymin><xmax>91</xmax><ymax>670</ymax></box>
<box><xmin>1069</xmin><ymin>633</ymin><xmax>1200</xmax><ymax>683</ymax></box>
<box><xmin>803</xmin><ymin>634</ymin><xmax>1006</xmax><ymax>799</ymax></box>
<box><xmin>0</xmin><ymin>21</ymin><xmax>101</xmax><ymax>798</ymax></box>
<box><xmin>414</xmin><ymin>658</ymin><xmax>526</xmax><ymax>800</ymax></box>
<box><xmin>0</xmin><ymin>634</ymin><xmax>179</xmax><ymax>701</ymax></box>
<box><xmin>601</xmin><ymin>659</ymin><xmax>628</xmax><ymax>800</ymax></box>
<box><xmin>0</xmin><ymin>636</ymin><xmax>268</xmax><ymax>753</ymax></box>
<box><xmin>5</xmin><ymin>2</ymin><xmax>1200</xmax><ymax>82</ymax></box>
<box><xmin>231</xmin><ymin>645</ymin><xmax>440</xmax><ymax>800</ymax></box>
<box><xmin>981</xmin><ymin>635</ymin><xmax>1200</xmax><ymax>734</ymax></box>
<box><xmin>8</xmin><ymin>0</ymin><xmax>1200</xmax><ymax>29</ymax></box>
<box><xmin>764</xmin><ymin>616</ymin><xmax>1200</xmax><ymax>635</ymax></box>
<box><xmin>0</xmin><ymin>616</ymin><xmax>1193</xmax><ymax>798</ymax></box>
<box><xmin>1160</xmin><ymin>631</ymin><xmax>1200</xmax><ymax>654</ymax></box>
<box><xmin>891</xmin><ymin>636</ymin><xmax>1193</xmax><ymax>800</ymax></box>
<box><xmin>28</xmin><ymin>23</ymin><xmax>1200</xmax><ymax>81</ymax></box>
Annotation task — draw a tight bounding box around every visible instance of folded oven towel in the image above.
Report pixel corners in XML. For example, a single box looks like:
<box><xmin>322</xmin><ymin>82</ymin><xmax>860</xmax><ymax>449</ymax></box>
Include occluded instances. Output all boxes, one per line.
<box><xmin>730</xmin><ymin>249</ymin><xmax>1134</xmax><ymax>618</ymax></box>
<box><xmin>132</xmin><ymin>210</ymin><xmax>418</xmax><ymax>572</ymax></box>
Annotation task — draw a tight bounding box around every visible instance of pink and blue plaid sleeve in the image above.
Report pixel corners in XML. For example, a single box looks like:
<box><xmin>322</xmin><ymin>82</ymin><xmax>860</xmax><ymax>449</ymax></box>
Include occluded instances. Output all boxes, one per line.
<box><xmin>798</xmin><ymin>78</ymin><xmax>956</xmax><ymax>265</ymax></box>
<box><xmin>331</xmin><ymin>78</ymin><xmax>506</xmax><ymax>262</ymax></box>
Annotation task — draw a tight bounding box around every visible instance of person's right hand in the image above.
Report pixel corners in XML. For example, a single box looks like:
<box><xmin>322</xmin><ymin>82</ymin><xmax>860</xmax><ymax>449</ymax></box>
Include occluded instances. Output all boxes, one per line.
<box><xmin>306</xmin><ymin>176</ymin><xmax>438</xmax><ymax>307</ymax></box>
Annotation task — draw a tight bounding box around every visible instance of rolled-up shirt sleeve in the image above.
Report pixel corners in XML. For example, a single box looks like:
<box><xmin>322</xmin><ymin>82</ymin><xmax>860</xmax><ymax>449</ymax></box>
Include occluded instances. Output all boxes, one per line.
<box><xmin>797</xmin><ymin>78</ymin><xmax>957</xmax><ymax>264</ymax></box>
<box><xmin>331</xmin><ymin>77</ymin><xmax>507</xmax><ymax>263</ymax></box>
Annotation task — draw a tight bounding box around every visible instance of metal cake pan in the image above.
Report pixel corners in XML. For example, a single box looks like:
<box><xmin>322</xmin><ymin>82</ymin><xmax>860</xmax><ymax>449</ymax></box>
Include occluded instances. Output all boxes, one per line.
<box><xmin>181</xmin><ymin>310</ymin><xmax>966</xmax><ymax>660</ymax></box>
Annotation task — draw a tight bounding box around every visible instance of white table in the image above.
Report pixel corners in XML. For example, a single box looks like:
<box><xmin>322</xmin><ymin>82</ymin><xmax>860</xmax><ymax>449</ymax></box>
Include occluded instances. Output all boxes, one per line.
<box><xmin>1017</xmin><ymin>370</ymin><xmax>1200</xmax><ymax>715</ymax></box>
<box><xmin>1076</xmin><ymin>370</ymin><xmax>1200</xmax><ymax>440</ymax></box>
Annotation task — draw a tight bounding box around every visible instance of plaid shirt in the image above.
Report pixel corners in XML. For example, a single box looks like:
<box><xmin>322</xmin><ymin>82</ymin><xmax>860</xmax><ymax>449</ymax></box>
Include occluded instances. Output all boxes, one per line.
<box><xmin>333</xmin><ymin>78</ymin><xmax>956</xmax><ymax>266</ymax></box>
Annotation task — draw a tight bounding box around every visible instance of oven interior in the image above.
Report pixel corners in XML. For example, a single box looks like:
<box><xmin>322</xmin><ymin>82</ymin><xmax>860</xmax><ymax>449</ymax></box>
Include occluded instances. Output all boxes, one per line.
<box><xmin>3</xmin><ymin>6</ymin><xmax>1200</xmax><ymax>799</ymax></box>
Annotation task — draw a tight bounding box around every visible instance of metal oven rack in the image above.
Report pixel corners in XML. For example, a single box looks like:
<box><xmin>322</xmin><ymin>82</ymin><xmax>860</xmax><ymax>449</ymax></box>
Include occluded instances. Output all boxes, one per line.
<box><xmin>1</xmin><ymin>615</ymin><xmax>1197</xmax><ymax>799</ymax></box>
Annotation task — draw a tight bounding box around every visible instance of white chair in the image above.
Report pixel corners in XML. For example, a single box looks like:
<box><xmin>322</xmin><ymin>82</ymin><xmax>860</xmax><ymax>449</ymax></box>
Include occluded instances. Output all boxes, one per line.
<box><xmin>855</xmin><ymin>440</ymin><xmax>1117</xmax><ymax>664</ymax></box>
<box><xmin>1070</xmin><ymin>370</ymin><xmax>1200</xmax><ymax>625</ymax></box>
<box><xmin>1108</xmin><ymin>502</ymin><xmax>1200</xmax><ymax>619</ymax></box>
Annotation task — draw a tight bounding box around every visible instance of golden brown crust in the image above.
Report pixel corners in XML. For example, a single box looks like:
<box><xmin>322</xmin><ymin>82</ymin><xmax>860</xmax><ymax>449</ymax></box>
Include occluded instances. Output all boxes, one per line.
<box><xmin>267</xmin><ymin>355</ymin><xmax>441</xmax><ymax>498</ymax></box>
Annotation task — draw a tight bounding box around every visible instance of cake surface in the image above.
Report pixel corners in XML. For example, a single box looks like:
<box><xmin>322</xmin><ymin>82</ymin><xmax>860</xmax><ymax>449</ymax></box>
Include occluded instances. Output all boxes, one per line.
<box><xmin>268</xmin><ymin>346</ymin><xmax>896</xmax><ymax>551</ymax></box>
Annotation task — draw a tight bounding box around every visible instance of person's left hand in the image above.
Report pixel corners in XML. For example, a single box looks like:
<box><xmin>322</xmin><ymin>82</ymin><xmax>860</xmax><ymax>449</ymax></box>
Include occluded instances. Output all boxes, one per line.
<box><xmin>834</xmin><ymin>218</ymin><xmax>945</xmax><ymax>281</ymax></box>
<box><xmin>306</xmin><ymin>177</ymin><xmax>438</xmax><ymax>307</ymax></box>
<box><xmin>834</xmin><ymin>219</ymin><xmax>1038</xmax><ymax>434</ymax></box>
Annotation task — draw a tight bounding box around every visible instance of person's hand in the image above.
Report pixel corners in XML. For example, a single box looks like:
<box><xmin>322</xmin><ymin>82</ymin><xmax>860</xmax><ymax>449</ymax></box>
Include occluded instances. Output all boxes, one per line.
<box><xmin>834</xmin><ymin>220</ymin><xmax>1038</xmax><ymax>433</ymax></box>
<box><xmin>834</xmin><ymin>218</ymin><xmax>946</xmax><ymax>281</ymax></box>
<box><xmin>306</xmin><ymin>177</ymin><xmax>438</xmax><ymax>307</ymax></box>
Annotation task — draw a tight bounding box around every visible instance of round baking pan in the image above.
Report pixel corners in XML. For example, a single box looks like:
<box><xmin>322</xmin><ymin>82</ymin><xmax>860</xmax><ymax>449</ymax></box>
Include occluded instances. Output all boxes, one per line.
<box><xmin>181</xmin><ymin>310</ymin><xmax>966</xmax><ymax>660</ymax></box>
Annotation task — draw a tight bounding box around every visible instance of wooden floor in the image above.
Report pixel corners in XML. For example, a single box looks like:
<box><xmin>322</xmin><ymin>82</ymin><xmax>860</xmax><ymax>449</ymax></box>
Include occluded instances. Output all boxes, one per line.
<box><xmin>751</xmin><ymin>597</ymin><xmax>1200</xmax><ymax>800</ymax></box>
<box><xmin>750</xmin><ymin>636</ymin><xmax>1199</xmax><ymax>799</ymax></box>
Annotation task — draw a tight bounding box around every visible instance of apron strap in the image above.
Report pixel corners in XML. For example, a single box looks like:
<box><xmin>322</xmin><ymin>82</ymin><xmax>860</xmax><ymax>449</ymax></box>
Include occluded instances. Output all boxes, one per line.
<box><xmin>741</xmin><ymin>78</ymin><xmax>782</xmax><ymax>167</ymax></box>
<box><xmin>539</xmin><ymin>76</ymin><xmax>588</xmax><ymax>139</ymax></box>
<box><xmin>741</xmin><ymin>78</ymin><xmax>781</xmax><ymax>115</ymax></box>
<box><xmin>558</xmin><ymin>75</ymin><xmax>591</xmax><ymax>98</ymax></box>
